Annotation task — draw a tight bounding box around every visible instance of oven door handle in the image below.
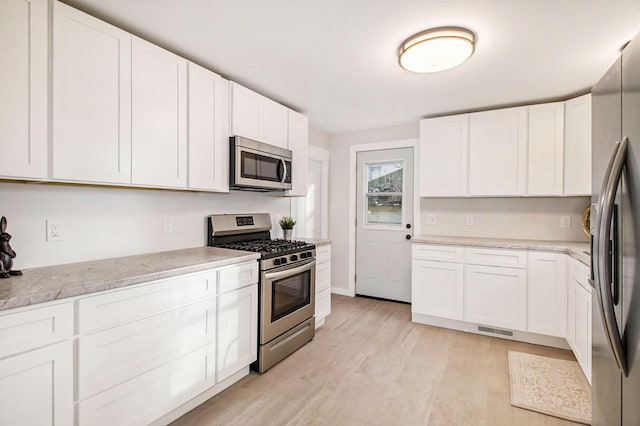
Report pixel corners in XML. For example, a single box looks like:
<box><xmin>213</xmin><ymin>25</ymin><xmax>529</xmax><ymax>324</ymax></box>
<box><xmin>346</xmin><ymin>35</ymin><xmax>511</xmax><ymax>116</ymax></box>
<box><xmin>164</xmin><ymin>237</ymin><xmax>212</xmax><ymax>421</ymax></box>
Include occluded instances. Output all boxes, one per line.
<box><xmin>264</xmin><ymin>260</ymin><xmax>315</xmax><ymax>281</ymax></box>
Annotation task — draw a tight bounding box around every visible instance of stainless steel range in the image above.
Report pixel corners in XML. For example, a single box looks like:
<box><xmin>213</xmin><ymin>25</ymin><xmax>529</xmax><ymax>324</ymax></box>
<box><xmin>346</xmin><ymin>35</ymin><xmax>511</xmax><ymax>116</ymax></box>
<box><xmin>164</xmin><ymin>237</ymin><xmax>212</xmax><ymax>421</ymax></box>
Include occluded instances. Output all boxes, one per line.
<box><xmin>207</xmin><ymin>213</ymin><xmax>316</xmax><ymax>373</ymax></box>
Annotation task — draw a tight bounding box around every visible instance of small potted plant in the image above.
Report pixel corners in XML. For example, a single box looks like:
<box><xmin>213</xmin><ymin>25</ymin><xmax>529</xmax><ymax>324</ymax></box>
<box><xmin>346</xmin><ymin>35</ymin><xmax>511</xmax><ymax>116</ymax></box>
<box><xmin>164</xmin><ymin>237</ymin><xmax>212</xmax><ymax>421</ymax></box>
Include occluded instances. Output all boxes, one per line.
<box><xmin>279</xmin><ymin>216</ymin><xmax>296</xmax><ymax>241</ymax></box>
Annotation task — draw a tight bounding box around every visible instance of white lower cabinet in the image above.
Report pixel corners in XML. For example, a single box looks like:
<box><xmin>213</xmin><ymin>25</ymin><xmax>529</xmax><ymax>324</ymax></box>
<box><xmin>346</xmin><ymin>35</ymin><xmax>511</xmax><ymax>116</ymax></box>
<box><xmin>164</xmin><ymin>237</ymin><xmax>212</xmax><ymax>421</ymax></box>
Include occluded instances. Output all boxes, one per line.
<box><xmin>464</xmin><ymin>264</ymin><xmax>527</xmax><ymax>331</ymax></box>
<box><xmin>412</xmin><ymin>243</ymin><xmax>592</xmax><ymax>381</ymax></box>
<box><xmin>527</xmin><ymin>252</ymin><xmax>567</xmax><ymax>338</ymax></box>
<box><xmin>315</xmin><ymin>245</ymin><xmax>332</xmax><ymax>328</ymax></box>
<box><xmin>567</xmin><ymin>259</ymin><xmax>592</xmax><ymax>383</ymax></box>
<box><xmin>0</xmin><ymin>302</ymin><xmax>74</xmax><ymax>426</ymax></box>
<box><xmin>412</xmin><ymin>259</ymin><xmax>463</xmax><ymax>320</ymax></box>
<box><xmin>217</xmin><ymin>284</ymin><xmax>258</xmax><ymax>382</ymax></box>
<box><xmin>74</xmin><ymin>263</ymin><xmax>257</xmax><ymax>425</ymax></box>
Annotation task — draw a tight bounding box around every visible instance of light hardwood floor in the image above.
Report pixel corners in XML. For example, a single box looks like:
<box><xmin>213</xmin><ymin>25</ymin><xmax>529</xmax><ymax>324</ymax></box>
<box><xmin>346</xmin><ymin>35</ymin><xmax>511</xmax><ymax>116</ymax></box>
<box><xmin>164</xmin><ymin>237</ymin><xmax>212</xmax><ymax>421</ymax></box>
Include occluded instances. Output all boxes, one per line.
<box><xmin>172</xmin><ymin>295</ymin><xmax>581</xmax><ymax>426</ymax></box>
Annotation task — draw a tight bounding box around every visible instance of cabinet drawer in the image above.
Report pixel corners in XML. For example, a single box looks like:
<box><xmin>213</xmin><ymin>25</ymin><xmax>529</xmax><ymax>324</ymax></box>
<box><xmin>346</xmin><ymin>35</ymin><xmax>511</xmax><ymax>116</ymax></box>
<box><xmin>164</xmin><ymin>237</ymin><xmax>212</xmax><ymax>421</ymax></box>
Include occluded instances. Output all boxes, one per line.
<box><xmin>0</xmin><ymin>302</ymin><xmax>73</xmax><ymax>359</ymax></box>
<box><xmin>316</xmin><ymin>245</ymin><xmax>331</xmax><ymax>264</ymax></box>
<box><xmin>77</xmin><ymin>345</ymin><xmax>214</xmax><ymax>426</ymax></box>
<box><xmin>218</xmin><ymin>261</ymin><xmax>259</xmax><ymax>294</ymax></box>
<box><xmin>77</xmin><ymin>298</ymin><xmax>215</xmax><ymax>399</ymax></box>
<box><xmin>315</xmin><ymin>288</ymin><xmax>331</xmax><ymax>321</ymax></box>
<box><xmin>316</xmin><ymin>261</ymin><xmax>331</xmax><ymax>293</ymax></box>
<box><xmin>412</xmin><ymin>244</ymin><xmax>464</xmax><ymax>263</ymax></box>
<box><xmin>464</xmin><ymin>247</ymin><xmax>527</xmax><ymax>268</ymax></box>
<box><xmin>77</xmin><ymin>270</ymin><xmax>217</xmax><ymax>334</ymax></box>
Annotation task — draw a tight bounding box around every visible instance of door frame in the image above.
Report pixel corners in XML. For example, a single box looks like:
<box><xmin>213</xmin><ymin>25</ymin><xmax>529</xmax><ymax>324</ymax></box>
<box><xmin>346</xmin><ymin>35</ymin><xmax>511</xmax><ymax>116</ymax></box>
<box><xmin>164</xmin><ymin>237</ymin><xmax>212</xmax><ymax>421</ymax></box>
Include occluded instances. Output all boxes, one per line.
<box><xmin>341</xmin><ymin>139</ymin><xmax>419</xmax><ymax>297</ymax></box>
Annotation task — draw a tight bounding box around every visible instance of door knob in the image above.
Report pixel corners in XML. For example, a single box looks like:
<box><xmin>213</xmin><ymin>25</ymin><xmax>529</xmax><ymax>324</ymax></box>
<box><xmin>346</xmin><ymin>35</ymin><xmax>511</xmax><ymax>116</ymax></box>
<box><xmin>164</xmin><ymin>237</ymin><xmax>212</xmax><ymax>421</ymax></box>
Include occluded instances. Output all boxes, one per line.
<box><xmin>406</xmin><ymin>224</ymin><xmax>412</xmax><ymax>229</ymax></box>
<box><xmin>405</xmin><ymin>234</ymin><xmax>412</xmax><ymax>240</ymax></box>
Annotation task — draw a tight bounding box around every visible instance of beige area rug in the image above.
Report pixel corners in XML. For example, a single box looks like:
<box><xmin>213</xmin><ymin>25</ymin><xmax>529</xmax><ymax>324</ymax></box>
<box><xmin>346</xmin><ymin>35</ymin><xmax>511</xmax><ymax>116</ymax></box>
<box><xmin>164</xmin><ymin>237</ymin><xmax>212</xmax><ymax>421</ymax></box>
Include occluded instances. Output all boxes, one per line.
<box><xmin>508</xmin><ymin>351</ymin><xmax>591</xmax><ymax>424</ymax></box>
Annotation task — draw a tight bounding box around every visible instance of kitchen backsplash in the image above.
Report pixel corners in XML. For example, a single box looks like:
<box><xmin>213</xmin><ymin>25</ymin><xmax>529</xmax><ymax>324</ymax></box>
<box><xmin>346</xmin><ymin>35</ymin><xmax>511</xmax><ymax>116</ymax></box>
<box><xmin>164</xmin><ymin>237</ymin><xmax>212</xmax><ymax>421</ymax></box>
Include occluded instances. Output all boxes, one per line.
<box><xmin>1</xmin><ymin>182</ymin><xmax>292</xmax><ymax>269</ymax></box>
<box><xmin>420</xmin><ymin>196</ymin><xmax>591</xmax><ymax>241</ymax></box>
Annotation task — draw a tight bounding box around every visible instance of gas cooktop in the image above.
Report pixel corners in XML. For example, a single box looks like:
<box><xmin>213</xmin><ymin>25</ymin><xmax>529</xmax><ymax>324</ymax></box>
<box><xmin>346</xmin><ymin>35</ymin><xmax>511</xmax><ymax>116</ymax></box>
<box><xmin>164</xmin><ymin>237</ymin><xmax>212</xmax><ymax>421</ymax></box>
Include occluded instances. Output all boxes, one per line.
<box><xmin>217</xmin><ymin>238</ymin><xmax>315</xmax><ymax>259</ymax></box>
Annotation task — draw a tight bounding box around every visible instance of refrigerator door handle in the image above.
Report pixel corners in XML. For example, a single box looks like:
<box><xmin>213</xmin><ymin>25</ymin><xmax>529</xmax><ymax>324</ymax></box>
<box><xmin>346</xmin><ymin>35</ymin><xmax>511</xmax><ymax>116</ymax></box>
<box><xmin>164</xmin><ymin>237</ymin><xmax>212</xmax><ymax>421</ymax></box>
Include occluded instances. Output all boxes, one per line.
<box><xmin>595</xmin><ymin>137</ymin><xmax>628</xmax><ymax>376</ymax></box>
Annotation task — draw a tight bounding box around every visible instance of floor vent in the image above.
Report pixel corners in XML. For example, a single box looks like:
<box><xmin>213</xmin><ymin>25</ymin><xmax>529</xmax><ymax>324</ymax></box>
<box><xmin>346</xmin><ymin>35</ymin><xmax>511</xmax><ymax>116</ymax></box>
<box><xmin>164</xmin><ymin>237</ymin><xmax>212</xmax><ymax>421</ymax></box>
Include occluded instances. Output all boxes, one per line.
<box><xmin>478</xmin><ymin>325</ymin><xmax>514</xmax><ymax>337</ymax></box>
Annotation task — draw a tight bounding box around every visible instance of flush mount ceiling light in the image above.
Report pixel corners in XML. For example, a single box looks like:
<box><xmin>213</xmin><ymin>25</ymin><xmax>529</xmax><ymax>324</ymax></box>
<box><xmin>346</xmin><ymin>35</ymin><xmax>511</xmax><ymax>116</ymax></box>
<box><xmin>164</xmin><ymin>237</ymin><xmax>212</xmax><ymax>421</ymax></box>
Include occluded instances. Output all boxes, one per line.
<box><xmin>398</xmin><ymin>27</ymin><xmax>475</xmax><ymax>73</ymax></box>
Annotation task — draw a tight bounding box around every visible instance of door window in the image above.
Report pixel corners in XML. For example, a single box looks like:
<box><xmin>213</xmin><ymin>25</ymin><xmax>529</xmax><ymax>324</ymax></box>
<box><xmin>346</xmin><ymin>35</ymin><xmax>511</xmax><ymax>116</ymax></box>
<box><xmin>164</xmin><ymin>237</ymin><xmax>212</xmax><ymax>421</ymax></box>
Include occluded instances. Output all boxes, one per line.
<box><xmin>364</xmin><ymin>161</ymin><xmax>404</xmax><ymax>226</ymax></box>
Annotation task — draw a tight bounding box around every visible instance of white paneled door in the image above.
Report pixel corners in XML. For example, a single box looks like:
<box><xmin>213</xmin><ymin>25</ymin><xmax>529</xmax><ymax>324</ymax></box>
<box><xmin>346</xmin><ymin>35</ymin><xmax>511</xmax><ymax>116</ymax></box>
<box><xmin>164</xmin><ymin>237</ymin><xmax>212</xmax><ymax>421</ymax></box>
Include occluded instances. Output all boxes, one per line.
<box><xmin>356</xmin><ymin>148</ymin><xmax>413</xmax><ymax>302</ymax></box>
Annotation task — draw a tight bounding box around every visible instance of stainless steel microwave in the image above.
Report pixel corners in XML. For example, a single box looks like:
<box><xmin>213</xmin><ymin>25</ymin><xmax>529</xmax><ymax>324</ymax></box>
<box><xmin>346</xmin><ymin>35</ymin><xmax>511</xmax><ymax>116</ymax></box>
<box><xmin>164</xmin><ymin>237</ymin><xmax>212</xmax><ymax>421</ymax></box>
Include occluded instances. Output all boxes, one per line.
<box><xmin>229</xmin><ymin>136</ymin><xmax>292</xmax><ymax>191</ymax></box>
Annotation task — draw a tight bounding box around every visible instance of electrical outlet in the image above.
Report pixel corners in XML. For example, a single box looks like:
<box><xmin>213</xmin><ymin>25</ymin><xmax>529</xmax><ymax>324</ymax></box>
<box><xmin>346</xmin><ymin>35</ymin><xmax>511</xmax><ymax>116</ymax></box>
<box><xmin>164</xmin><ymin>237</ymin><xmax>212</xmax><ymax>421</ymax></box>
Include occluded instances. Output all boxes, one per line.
<box><xmin>425</xmin><ymin>214</ymin><xmax>437</xmax><ymax>225</ymax></box>
<box><xmin>560</xmin><ymin>216</ymin><xmax>571</xmax><ymax>228</ymax></box>
<box><xmin>162</xmin><ymin>217</ymin><xmax>173</xmax><ymax>233</ymax></box>
<box><xmin>466</xmin><ymin>215</ymin><xmax>474</xmax><ymax>226</ymax></box>
<box><xmin>46</xmin><ymin>220</ymin><xmax>64</xmax><ymax>242</ymax></box>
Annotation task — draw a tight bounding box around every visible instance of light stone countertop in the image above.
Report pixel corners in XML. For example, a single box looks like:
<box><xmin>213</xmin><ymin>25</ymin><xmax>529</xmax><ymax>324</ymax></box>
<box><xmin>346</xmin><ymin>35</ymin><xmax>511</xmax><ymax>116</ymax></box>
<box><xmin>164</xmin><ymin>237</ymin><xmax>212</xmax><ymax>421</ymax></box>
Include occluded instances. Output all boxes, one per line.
<box><xmin>299</xmin><ymin>238</ymin><xmax>331</xmax><ymax>247</ymax></box>
<box><xmin>0</xmin><ymin>247</ymin><xmax>260</xmax><ymax>312</ymax></box>
<box><xmin>412</xmin><ymin>235</ymin><xmax>590</xmax><ymax>266</ymax></box>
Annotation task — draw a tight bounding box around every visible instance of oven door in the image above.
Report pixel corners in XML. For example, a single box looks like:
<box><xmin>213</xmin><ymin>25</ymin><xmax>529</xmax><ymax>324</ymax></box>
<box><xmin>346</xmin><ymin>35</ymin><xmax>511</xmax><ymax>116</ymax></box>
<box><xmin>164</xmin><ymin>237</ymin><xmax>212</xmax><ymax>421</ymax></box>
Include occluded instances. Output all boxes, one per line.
<box><xmin>260</xmin><ymin>259</ymin><xmax>315</xmax><ymax>344</ymax></box>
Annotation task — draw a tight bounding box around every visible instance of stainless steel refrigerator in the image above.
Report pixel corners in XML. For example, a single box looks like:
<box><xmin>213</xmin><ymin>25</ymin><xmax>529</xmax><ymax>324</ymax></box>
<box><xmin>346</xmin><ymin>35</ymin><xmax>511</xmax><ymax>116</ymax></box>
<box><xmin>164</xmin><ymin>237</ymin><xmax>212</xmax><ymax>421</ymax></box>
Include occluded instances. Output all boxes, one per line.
<box><xmin>591</xmin><ymin>30</ymin><xmax>640</xmax><ymax>425</ymax></box>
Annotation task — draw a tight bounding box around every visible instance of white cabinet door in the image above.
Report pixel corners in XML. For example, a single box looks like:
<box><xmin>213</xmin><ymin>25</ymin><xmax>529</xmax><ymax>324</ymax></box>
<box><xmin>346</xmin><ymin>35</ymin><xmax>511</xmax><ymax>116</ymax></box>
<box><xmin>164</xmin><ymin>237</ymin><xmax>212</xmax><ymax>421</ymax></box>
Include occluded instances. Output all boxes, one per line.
<box><xmin>52</xmin><ymin>2</ymin><xmax>131</xmax><ymax>184</ymax></box>
<box><xmin>468</xmin><ymin>107</ymin><xmax>528</xmax><ymax>196</ymax></box>
<box><xmin>230</xmin><ymin>82</ymin><xmax>289</xmax><ymax>149</ymax></box>
<box><xmin>567</xmin><ymin>278</ymin><xmax>576</xmax><ymax>350</ymax></box>
<box><xmin>564</xmin><ymin>94</ymin><xmax>592</xmax><ymax>196</ymax></box>
<box><xmin>230</xmin><ymin>82</ymin><xmax>262</xmax><ymax>142</ymax></box>
<box><xmin>568</xmin><ymin>260</ymin><xmax>592</xmax><ymax>383</ymax></box>
<box><xmin>261</xmin><ymin>98</ymin><xmax>289</xmax><ymax>149</ymax></box>
<box><xmin>0</xmin><ymin>341</ymin><xmax>73</xmax><ymax>426</ymax></box>
<box><xmin>287</xmin><ymin>110</ymin><xmax>309</xmax><ymax>196</ymax></box>
<box><xmin>217</xmin><ymin>284</ymin><xmax>258</xmax><ymax>382</ymax></box>
<box><xmin>527</xmin><ymin>103</ymin><xmax>564</xmax><ymax>195</ymax></box>
<box><xmin>418</xmin><ymin>115</ymin><xmax>469</xmax><ymax>197</ymax></box>
<box><xmin>187</xmin><ymin>62</ymin><xmax>229</xmax><ymax>192</ymax></box>
<box><xmin>412</xmin><ymin>260</ymin><xmax>464</xmax><ymax>320</ymax></box>
<box><xmin>464</xmin><ymin>264</ymin><xmax>527</xmax><ymax>331</ymax></box>
<box><xmin>0</xmin><ymin>0</ymin><xmax>47</xmax><ymax>180</ymax></box>
<box><xmin>131</xmin><ymin>37</ymin><xmax>187</xmax><ymax>188</ymax></box>
<box><xmin>527</xmin><ymin>252</ymin><xmax>567</xmax><ymax>337</ymax></box>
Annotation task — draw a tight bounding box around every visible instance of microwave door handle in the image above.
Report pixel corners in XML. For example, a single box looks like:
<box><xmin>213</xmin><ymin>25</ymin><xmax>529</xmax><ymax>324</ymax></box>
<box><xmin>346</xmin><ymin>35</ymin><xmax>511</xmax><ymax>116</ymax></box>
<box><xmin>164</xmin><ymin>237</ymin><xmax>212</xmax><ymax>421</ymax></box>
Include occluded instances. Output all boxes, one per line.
<box><xmin>595</xmin><ymin>137</ymin><xmax>628</xmax><ymax>375</ymax></box>
<box><xmin>280</xmin><ymin>159</ymin><xmax>288</xmax><ymax>184</ymax></box>
<box><xmin>264</xmin><ymin>260</ymin><xmax>315</xmax><ymax>281</ymax></box>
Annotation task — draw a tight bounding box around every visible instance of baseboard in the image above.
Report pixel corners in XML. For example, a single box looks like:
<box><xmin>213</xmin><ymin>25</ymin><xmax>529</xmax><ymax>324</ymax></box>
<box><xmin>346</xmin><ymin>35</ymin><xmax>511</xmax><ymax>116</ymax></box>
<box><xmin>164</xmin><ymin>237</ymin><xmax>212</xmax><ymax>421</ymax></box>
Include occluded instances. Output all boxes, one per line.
<box><xmin>151</xmin><ymin>367</ymin><xmax>250</xmax><ymax>426</ymax></box>
<box><xmin>411</xmin><ymin>312</ymin><xmax>570</xmax><ymax>350</ymax></box>
<box><xmin>315</xmin><ymin>317</ymin><xmax>326</xmax><ymax>328</ymax></box>
<box><xmin>331</xmin><ymin>287</ymin><xmax>354</xmax><ymax>296</ymax></box>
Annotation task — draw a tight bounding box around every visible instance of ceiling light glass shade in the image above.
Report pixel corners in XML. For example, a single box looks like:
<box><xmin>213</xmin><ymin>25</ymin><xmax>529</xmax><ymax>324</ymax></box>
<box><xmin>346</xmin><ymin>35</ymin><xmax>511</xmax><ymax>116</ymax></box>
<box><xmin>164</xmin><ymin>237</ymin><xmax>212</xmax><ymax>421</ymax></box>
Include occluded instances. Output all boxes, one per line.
<box><xmin>398</xmin><ymin>27</ymin><xmax>475</xmax><ymax>73</ymax></box>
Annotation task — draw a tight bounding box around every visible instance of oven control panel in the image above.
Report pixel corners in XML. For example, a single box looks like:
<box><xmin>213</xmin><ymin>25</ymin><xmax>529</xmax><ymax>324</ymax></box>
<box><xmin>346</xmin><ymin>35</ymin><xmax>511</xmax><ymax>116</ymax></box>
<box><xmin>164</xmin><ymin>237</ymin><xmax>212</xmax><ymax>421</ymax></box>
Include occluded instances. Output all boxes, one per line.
<box><xmin>261</xmin><ymin>250</ymin><xmax>316</xmax><ymax>271</ymax></box>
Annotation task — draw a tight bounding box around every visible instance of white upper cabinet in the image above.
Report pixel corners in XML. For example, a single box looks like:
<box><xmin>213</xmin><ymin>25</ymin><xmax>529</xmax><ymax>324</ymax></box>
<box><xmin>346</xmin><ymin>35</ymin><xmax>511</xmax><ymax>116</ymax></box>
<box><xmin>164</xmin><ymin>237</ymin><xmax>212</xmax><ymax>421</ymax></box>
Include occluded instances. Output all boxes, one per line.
<box><xmin>51</xmin><ymin>2</ymin><xmax>132</xmax><ymax>184</ymax></box>
<box><xmin>0</xmin><ymin>0</ymin><xmax>47</xmax><ymax>180</ymax></box>
<box><xmin>564</xmin><ymin>94</ymin><xmax>592</xmax><ymax>196</ymax></box>
<box><xmin>527</xmin><ymin>103</ymin><xmax>565</xmax><ymax>195</ymax></box>
<box><xmin>131</xmin><ymin>37</ymin><xmax>187</xmax><ymax>188</ymax></box>
<box><xmin>468</xmin><ymin>106</ymin><xmax>528</xmax><ymax>196</ymax></box>
<box><xmin>287</xmin><ymin>110</ymin><xmax>309</xmax><ymax>196</ymax></box>
<box><xmin>187</xmin><ymin>62</ymin><xmax>229</xmax><ymax>192</ymax></box>
<box><xmin>261</xmin><ymin>98</ymin><xmax>289</xmax><ymax>149</ymax></box>
<box><xmin>419</xmin><ymin>115</ymin><xmax>469</xmax><ymax>197</ymax></box>
<box><xmin>230</xmin><ymin>82</ymin><xmax>289</xmax><ymax>149</ymax></box>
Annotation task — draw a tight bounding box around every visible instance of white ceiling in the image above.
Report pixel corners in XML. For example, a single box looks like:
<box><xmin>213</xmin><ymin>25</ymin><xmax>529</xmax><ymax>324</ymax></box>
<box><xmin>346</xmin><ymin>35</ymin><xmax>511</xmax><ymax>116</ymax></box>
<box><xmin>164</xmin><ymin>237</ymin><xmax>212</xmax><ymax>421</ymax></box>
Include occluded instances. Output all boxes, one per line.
<box><xmin>63</xmin><ymin>0</ymin><xmax>640</xmax><ymax>135</ymax></box>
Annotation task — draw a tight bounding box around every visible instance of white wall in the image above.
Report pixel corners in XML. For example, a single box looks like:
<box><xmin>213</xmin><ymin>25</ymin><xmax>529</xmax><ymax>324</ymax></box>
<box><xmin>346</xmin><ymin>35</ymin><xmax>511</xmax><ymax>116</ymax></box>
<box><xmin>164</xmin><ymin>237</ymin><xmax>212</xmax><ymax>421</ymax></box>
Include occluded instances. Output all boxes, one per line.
<box><xmin>1</xmin><ymin>182</ymin><xmax>292</xmax><ymax>269</ymax></box>
<box><xmin>329</xmin><ymin>122</ymin><xmax>419</xmax><ymax>292</ymax></box>
<box><xmin>420</xmin><ymin>197</ymin><xmax>590</xmax><ymax>241</ymax></box>
<box><xmin>309</xmin><ymin>126</ymin><xmax>331</xmax><ymax>150</ymax></box>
